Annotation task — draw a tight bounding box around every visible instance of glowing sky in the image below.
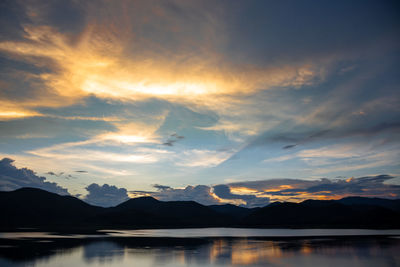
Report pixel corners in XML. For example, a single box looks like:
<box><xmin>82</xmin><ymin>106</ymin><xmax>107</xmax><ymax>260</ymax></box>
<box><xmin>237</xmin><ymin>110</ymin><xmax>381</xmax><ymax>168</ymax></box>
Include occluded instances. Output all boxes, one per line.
<box><xmin>0</xmin><ymin>0</ymin><xmax>399</xmax><ymax>206</ymax></box>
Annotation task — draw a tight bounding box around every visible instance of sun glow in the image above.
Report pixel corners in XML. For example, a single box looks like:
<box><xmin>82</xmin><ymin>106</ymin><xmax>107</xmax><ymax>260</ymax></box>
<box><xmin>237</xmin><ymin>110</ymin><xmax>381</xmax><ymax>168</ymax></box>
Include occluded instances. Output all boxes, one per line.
<box><xmin>0</xmin><ymin>21</ymin><xmax>320</xmax><ymax>118</ymax></box>
<box><xmin>101</xmin><ymin>134</ymin><xmax>156</xmax><ymax>144</ymax></box>
<box><xmin>81</xmin><ymin>78</ymin><xmax>217</xmax><ymax>98</ymax></box>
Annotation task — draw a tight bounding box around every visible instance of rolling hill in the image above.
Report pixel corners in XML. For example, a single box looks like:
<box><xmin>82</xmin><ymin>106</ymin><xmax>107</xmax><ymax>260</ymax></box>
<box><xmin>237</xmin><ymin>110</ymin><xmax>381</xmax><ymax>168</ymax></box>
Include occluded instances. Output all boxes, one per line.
<box><xmin>0</xmin><ymin>187</ymin><xmax>399</xmax><ymax>229</ymax></box>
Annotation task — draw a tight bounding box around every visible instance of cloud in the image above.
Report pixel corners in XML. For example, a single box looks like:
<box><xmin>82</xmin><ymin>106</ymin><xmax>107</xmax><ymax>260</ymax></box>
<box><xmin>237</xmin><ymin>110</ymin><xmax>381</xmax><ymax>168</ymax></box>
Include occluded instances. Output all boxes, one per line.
<box><xmin>0</xmin><ymin>158</ymin><xmax>69</xmax><ymax>195</ymax></box>
<box><xmin>65</xmin><ymin>174</ymin><xmax>77</xmax><ymax>180</ymax></box>
<box><xmin>153</xmin><ymin>184</ymin><xmax>172</xmax><ymax>191</ymax></box>
<box><xmin>213</xmin><ymin>184</ymin><xmax>270</xmax><ymax>208</ymax></box>
<box><xmin>248</xmin><ymin>122</ymin><xmax>400</xmax><ymax>152</ymax></box>
<box><xmin>123</xmin><ymin>174</ymin><xmax>400</xmax><ymax>208</ymax></box>
<box><xmin>84</xmin><ymin>183</ymin><xmax>129</xmax><ymax>207</ymax></box>
<box><xmin>175</xmin><ymin>149</ymin><xmax>234</xmax><ymax>167</ymax></box>
<box><xmin>130</xmin><ymin>183</ymin><xmax>269</xmax><ymax>208</ymax></box>
<box><xmin>227</xmin><ymin>175</ymin><xmax>400</xmax><ymax>202</ymax></box>
<box><xmin>30</xmin><ymin>149</ymin><xmax>160</xmax><ymax>164</ymax></box>
<box><xmin>151</xmin><ymin>184</ymin><xmax>221</xmax><ymax>206</ymax></box>
<box><xmin>284</xmin><ymin>123</ymin><xmax>400</xmax><ymax>149</ymax></box>
<box><xmin>0</xmin><ymin>0</ymin><xmax>326</xmax><ymax>124</ymax></box>
<box><xmin>282</xmin><ymin>144</ymin><xmax>297</xmax><ymax>149</ymax></box>
<box><xmin>46</xmin><ymin>171</ymin><xmax>64</xmax><ymax>177</ymax></box>
<box><xmin>21</xmin><ymin>119</ymin><xmax>168</xmax><ymax>168</ymax></box>
<box><xmin>162</xmin><ymin>133</ymin><xmax>184</xmax><ymax>146</ymax></box>
<box><xmin>135</xmin><ymin>175</ymin><xmax>399</xmax><ymax>206</ymax></box>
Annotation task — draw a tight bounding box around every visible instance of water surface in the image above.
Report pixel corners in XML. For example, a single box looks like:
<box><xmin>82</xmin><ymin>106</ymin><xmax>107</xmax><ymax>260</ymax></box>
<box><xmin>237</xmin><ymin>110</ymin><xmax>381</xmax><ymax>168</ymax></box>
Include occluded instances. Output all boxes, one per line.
<box><xmin>100</xmin><ymin>228</ymin><xmax>400</xmax><ymax>238</ymax></box>
<box><xmin>0</xmin><ymin>229</ymin><xmax>399</xmax><ymax>267</ymax></box>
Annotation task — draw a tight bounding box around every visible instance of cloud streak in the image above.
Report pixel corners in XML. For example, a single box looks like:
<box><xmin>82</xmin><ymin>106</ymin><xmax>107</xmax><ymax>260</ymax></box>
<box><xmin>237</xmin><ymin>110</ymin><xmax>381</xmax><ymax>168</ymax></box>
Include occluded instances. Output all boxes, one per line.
<box><xmin>227</xmin><ymin>175</ymin><xmax>400</xmax><ymax>202</ymax></box>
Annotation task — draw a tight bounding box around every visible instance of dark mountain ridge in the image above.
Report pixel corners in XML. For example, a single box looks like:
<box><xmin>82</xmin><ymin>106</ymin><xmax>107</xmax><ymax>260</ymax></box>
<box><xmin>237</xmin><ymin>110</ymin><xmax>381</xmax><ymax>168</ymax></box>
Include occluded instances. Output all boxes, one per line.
<box><xmin>208</xmin><ymin>204</ymin><xmax>259</xmax><ymax>219</ymax></box>
<box><xmin>0</xmin><ymin>187</ymin><xmax>103</xmax><ymax>227</ymax></box>
<box><xmin>245</xmin><ymin>198</ymin><xmax>400</xmax><ymax>228</ymax></box>
<box><xmin>92</xmin><ymin>196</ymin><xmax>229</xmax><ymax>227</ymax></box>
<box><xmin>1</xmin><ymin>187</ymin><xmax>399</xmax><ymax>230</ymax></box>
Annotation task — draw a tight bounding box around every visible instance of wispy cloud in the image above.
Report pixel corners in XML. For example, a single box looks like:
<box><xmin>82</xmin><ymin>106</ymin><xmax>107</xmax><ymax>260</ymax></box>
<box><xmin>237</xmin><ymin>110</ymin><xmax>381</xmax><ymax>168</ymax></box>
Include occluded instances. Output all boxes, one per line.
<box><xmin>175</xmin><ymin>149</ymin><xmax>234</xmax><ymax>167</ymax></box>
<box><xmin>263</xmin><ymin>141</ymin><xmax>400</xmax><ymax>175</ymax></box>
<box><xmin>0</xmin><ymin>1</ymin><xmax>326</xmax><ymax>126</ymax></box>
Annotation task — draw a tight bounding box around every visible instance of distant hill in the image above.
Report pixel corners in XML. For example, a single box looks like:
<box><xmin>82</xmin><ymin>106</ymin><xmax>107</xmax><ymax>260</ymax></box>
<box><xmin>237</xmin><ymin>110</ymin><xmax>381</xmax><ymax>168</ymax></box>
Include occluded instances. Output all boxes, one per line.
<box><xmin>243</xmin><ymin>198</ymin><xmax>400</xmax><ymax>228</ymax></box>
<box><xmin>91</xmin><ymin>196</ymin><xmax>229</xmax><ymax>227</ymax></box>
<box><xmin>0</xmin><ymin>188</ymin><xmax>228</xmax><ymax>229</ymax></box>
<box><xmin>0</xmin><ymin>187</ymin><xmax>104</xmax><ymax>228</ymax></box>
<box><xmin>208</xmin><ymin>204</ymin><xmax>258</xmax><ymax>219</ymax></box>
<box><xmin>0</xmin><ymin>187</ymin><xmax>399</xmax><ymax>229</ymax></box>
<box><xmin>338</xmin><ymin>196</ymin><xmax>400</xmax><ymax>212</ymax></box>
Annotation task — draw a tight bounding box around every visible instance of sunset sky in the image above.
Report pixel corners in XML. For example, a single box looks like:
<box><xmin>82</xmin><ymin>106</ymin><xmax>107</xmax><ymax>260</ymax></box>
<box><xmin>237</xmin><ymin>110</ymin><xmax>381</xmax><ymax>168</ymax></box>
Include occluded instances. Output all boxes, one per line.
<box><xmin>0</xmin><ymin>0</ymin><xmax>399</xmax><ymax>207</ymax></box>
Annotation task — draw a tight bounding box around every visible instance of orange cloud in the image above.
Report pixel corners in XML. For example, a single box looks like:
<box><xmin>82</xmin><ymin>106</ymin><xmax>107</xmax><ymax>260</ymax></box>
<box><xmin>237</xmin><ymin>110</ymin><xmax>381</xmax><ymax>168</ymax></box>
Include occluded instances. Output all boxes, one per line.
<box><xmin>0</xmin><ymin>1</ymin><xmax>324</xmax><ymax>124</ymax></box>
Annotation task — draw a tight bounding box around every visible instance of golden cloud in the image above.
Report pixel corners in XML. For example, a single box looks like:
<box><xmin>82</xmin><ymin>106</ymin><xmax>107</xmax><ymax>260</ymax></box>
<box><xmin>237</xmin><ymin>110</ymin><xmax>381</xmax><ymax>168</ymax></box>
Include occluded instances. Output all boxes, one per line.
<box><xmin>0</xmin><ymin>6</ymin><xmax>323</xmax><ymax>121</ymax></box>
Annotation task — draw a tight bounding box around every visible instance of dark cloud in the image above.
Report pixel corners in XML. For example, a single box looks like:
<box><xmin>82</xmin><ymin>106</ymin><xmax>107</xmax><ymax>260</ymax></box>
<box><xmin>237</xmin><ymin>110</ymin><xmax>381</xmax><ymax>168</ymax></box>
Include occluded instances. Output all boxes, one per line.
<box><xmin>303</xmin><ymin>175</ymin><xmax>400</xmax><ymax>196</ymax></box>
<box><xmin>250</xmin><ymin>122</ymin><xmax>400</xmax><ymax>151</ymax></box>
<box><xmin>139</xmin><ymin>185</ymin><xmax>221</xmax><ymax>206</ymax></box>
<box><xmin>39</xmin><ymin>0</ymin><xmax>86</xmax><ymax>34</ymax></box>
<box><xmin>46</xmin><ymin>171</ymin><xmax>64</xmax><ymax>177</ymax></box>
<box><xmin>75</xmin><ymin>170</ymin><xmax>88</xmax><ymax>173</ymax></box>
<box><xmin>0</xmin><ymin>0</ymin><xmax>30</xmax><ymax>41</ymax></box>
<box><xmin>153</xmin><ymin>184</ymin><xmax>172</xmax><ymax>191</ymax></box>
<box><xmin>282</xmin><ymin>144</ymin><xmax>297</xmax><ymax>149</ymax></box>
<box><xmin>226</xmin><ymin>0</ymin><xmax>399</xmax><ymax>66</ymax></box>
<box><xmin>171</xmin><ymin>133</ymin><xmax>184</xmax><ymax>139</ymax></box>
<box><xmin>46</xmin><ymin>171</ymin><xmax>77</xmax><ymax>179</ymax></box>
<box><xmin>84</xmin><ymin>183</ymin><xmax>129</xmax><ymax>207</ymax></box>
<box><xmin>162</xmin><ymin>140</ymin><xmax>175</xmax><ymax>147</ymax></box>
<box><xmin>0</xmin><ymin>158</ymin><xmax>69</xmax><ymax>195</ymax></box>
<box><xmin>213</xmin><ymin>184</ymin><xmax>270</xmax><ymax>208</ymax></box>
<box><xmin>162</xmin><ymin>133</ymin><xmax>185</xmax><ymax>147</ymax></box>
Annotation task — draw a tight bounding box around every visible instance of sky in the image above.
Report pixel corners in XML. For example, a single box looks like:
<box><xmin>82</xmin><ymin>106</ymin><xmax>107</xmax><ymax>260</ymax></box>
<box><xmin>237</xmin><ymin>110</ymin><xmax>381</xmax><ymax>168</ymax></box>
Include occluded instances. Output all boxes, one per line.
<box><xmin>0</xmin><ymin>0</ymin><xmax>399</xmax><ymax>207</ymax></box>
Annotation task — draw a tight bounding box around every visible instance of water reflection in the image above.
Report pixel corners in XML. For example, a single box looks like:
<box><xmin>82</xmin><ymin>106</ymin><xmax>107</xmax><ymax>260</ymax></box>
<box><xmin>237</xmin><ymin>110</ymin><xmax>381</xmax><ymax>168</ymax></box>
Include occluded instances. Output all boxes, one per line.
<box><xmin>100</xmin><ymin>228</ymin><xmax>400</xmax><ymax>238</ymax></box>
<box><xmin>0</xmin><ymin>235</ymin><xmax>399</xmax><ymax>266</ymax></box>
<box><xmin>83</xmin><ymin>241</ymin><xmax>125</xmax><ymax>264</ymax></box>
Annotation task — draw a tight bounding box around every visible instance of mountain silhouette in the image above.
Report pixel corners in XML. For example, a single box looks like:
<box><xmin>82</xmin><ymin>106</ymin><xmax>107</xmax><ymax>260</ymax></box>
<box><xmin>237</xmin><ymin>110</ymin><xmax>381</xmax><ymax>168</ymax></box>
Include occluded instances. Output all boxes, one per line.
<box><xmin>337</xmin><ymin>196</ymin><xmax>400</xmax><ymax>212</ymax></box>
<box><xmin>0</xmin><ymin>187</ymin><xmax>399</xmax><ymax>230</ymax></box>
<box><xmin>91</xmin><ymin>196</ymin><xmax>229</xmax><ymax>227</ymax></box>
<box><xmin>244</xmin><ymin>198</ymin><xmax>400</xmax><ymax>228</ymax></box>
<box><xmin>0</xmin><ymin>187</ymin><xmax>104</xmax><ymax>228</ymax></box>
<box><xmin>208</xmin><ymin>204</ymin><xmax>258</xmax><ymax>219</ymax></box>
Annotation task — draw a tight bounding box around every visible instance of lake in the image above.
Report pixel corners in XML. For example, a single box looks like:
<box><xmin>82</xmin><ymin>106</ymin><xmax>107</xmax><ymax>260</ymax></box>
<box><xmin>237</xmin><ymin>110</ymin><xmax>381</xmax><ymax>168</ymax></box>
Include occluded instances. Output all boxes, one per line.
<box><xmin>0</xmin><ymin>228</ymin><xmax>399</xmax><ymax>267</ymax></box>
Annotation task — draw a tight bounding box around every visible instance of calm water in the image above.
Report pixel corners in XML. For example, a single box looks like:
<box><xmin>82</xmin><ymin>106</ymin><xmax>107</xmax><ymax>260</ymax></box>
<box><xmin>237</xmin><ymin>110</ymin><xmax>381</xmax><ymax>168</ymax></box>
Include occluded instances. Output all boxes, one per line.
<box><xmin>0</xmin><ymin>228</ymin><xmax>399</xmax><ymax>267</ymax></box>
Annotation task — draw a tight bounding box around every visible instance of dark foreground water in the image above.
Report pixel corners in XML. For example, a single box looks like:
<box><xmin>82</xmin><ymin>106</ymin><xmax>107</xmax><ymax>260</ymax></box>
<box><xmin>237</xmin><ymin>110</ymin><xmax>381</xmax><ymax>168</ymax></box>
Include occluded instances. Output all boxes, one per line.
<box><xmin>0</xmin><ymin>228</ymin><xmax>399</xmax><ymax>267</ymax></box>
